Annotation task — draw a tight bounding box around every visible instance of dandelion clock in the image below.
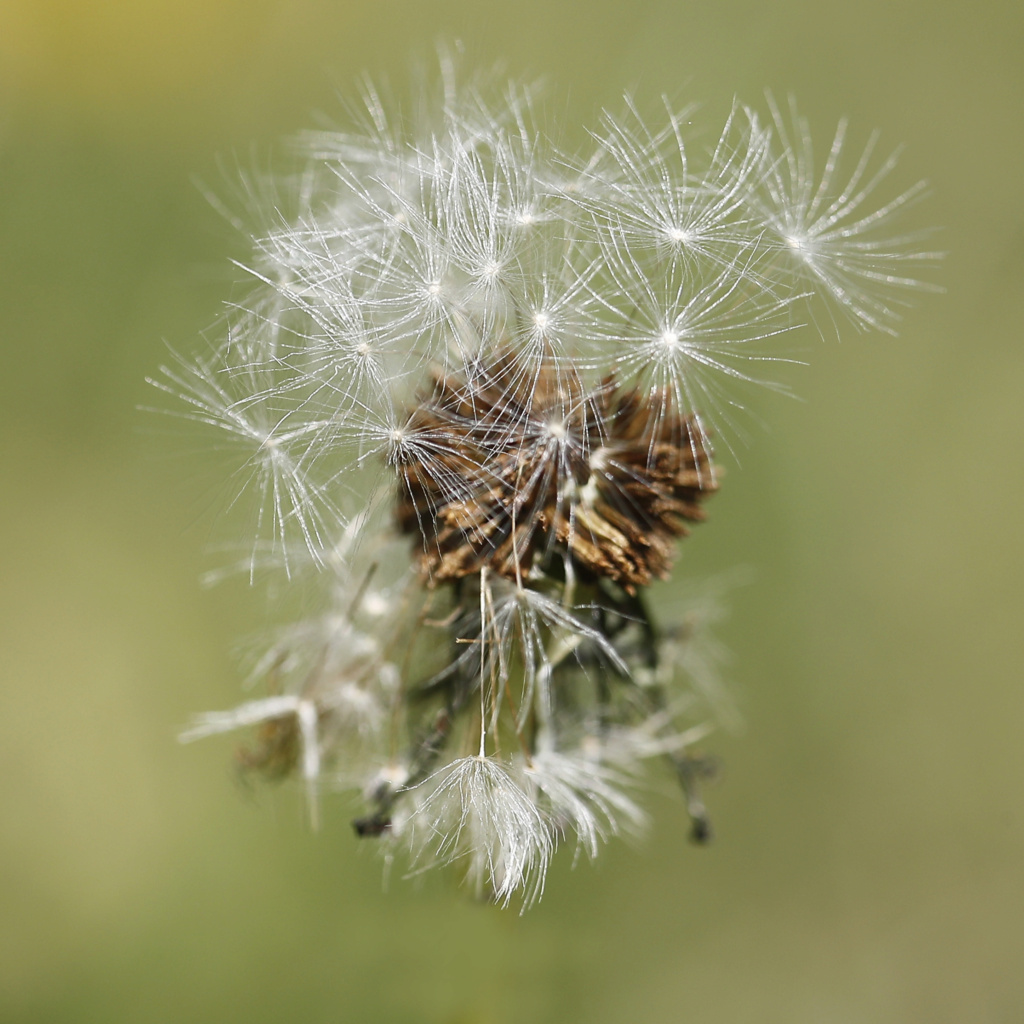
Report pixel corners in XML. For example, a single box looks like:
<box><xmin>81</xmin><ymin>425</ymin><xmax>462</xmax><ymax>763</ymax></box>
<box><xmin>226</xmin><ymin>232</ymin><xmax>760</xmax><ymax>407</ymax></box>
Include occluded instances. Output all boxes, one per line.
<box><xmin>157</xmin><ymin>51</ymin><xmax>938</xmax><ymax>909</ymax></box>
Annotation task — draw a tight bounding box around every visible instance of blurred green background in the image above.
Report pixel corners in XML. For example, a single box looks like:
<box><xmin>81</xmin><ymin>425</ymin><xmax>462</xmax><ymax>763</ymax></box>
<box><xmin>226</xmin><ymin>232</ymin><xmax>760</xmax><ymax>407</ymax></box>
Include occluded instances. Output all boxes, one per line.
<box><xmin>1</xmin><ymin>1</ymin><xmax>1021</xmax><ymax>1021</ymax></box>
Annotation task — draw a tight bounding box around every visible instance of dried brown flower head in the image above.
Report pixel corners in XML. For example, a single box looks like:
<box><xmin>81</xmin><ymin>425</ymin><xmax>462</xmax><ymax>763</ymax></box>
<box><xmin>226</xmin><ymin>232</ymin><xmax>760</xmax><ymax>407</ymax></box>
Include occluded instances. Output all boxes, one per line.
<box><xmin>395</xmin><ymin>355</ymin><xmax>717</xmax><ymax>593</ymax></box>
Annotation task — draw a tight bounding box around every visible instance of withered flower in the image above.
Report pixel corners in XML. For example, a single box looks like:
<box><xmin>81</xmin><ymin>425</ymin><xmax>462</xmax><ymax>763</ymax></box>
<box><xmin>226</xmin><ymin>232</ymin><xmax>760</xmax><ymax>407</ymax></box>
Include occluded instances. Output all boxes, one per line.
<box><xmin>395</xmin><ymin>355</ymin><xmax>716</xmax><ymax>593</ymax></box>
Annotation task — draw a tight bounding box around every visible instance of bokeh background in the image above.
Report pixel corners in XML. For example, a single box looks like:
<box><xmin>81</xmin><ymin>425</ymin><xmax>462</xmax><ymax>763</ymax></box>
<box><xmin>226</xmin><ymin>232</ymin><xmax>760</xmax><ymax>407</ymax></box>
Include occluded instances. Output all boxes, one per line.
<box><xmin>1</xmin><ymin>1</ymin><xmax>1021</xmax><ymax>1021</ymax></box>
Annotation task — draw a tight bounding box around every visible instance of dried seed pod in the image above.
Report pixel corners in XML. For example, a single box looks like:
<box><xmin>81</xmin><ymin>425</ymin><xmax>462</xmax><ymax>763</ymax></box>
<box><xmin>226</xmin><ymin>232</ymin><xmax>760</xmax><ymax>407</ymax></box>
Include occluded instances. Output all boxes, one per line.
<box><xmin>396</xmin><ymin>357</ymin><xmax>717</xmax><ymax>592</ymax></box>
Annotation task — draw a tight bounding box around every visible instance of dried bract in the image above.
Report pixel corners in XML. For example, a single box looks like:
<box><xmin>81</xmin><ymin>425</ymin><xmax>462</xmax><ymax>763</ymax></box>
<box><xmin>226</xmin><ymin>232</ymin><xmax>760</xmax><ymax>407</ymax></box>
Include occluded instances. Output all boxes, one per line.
<box><xmin>395</xmin><ymin>356</ymin><xmax>716</xmax><ymax>593</ymax></box>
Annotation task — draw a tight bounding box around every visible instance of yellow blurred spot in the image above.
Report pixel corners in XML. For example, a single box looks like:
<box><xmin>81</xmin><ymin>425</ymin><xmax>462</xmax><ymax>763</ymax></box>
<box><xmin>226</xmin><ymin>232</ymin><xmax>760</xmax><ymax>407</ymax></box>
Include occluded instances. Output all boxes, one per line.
<box><xmin>0</xmin><ymin>0</ymin><xmax>359</xmax><ymax>117</ymax></box>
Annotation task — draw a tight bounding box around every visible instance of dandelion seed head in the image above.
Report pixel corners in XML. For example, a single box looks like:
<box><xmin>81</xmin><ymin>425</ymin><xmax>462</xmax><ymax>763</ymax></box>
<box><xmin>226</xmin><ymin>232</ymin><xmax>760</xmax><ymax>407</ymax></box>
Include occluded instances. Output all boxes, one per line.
<box><xmin>169</xmin><ymin>51</ymin><xmax>937</xmax><ymax>908</ymax></box>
